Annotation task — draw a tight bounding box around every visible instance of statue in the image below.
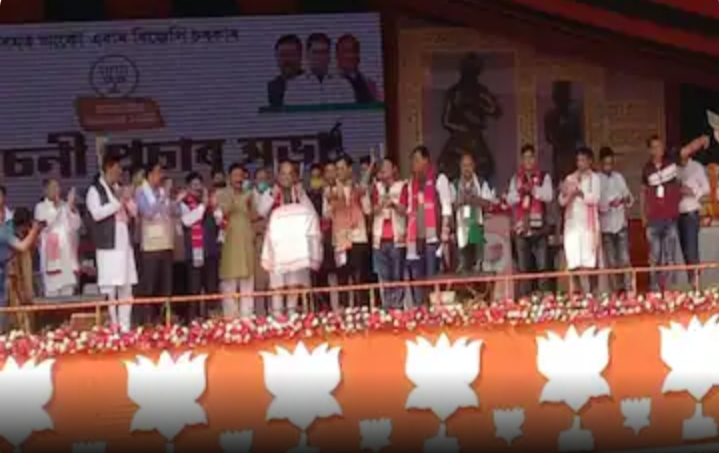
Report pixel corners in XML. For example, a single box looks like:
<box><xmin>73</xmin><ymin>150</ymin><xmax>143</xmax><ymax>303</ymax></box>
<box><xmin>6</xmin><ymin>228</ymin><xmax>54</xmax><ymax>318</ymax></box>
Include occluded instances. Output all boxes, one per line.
<box><xmin>439</xmin><ymin>52</ymin><xmax>501</xmax><ymax>181</ymax></box>
<box><xmin>543</xmin><ymin>81</ymin><xmax>584</xmax><ymax>182</ymax></box>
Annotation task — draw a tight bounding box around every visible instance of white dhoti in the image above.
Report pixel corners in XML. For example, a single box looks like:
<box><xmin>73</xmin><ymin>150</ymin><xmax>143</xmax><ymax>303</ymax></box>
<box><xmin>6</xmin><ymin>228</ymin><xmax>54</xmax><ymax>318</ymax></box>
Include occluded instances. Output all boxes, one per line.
<box><xmin>564</xmin><ymin>228</ymin><xmax>599</xmax><ymax>270</ymax></box>
<box><xmin>269</xmin><ymin>269</ymin><xmax>310</xmax><ymax>289</ymax></box>
<box><xmin>87</xmin><ymin>182</ymin><xmax>138</xmax><ymax>332</ymax></box>
<box><xmin>562</xmin><ymin>172</ymin><xmax>601</xmax><ymax>271</ymax></box>
<box><xmin>269</xmin><ymin>269</ymin><xmax>310</xmax><ymax>317</ymax></box>
<box><xmin>261</xmin><ymin>200</ymin><xmax>322</xmax><ymax>318</ymax></box>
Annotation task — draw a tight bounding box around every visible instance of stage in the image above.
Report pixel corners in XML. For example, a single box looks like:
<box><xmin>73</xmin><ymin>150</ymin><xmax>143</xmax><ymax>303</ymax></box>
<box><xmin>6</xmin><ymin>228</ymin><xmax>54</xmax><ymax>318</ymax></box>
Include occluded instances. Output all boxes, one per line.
<box><xmin>3</xmin><ymin>292</ymin><xmax>719</xmax><ymax>452</ymax></box>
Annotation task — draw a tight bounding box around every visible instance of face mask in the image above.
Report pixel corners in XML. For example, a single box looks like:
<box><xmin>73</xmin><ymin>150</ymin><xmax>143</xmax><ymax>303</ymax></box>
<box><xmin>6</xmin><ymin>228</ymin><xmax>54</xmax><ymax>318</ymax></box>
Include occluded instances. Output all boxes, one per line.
<box><xmin>257</xmin><ymin>181</ymin><xmax>270</xmax><ymax>193</ymax></box>
<box><xmin>310</xmin><ymin>177</ymin><xmax>324</xmax><ymax>190</ymax></box>
<box><xmin>242</xmin><ymin>180</ymin><xmax>253</xmax><ymax>192</ymax></box>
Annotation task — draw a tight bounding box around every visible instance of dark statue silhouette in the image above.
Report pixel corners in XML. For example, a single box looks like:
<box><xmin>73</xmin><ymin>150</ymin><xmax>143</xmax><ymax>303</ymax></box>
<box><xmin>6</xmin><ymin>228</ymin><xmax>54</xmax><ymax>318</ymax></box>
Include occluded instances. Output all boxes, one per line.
<box><xmin>439</xmin><ymin>52</ymin><xmax>501</xmax><ymax>180</ymax></box>
<box><xmin>543</xmin><ymin>80</ymin><xmax>584</xmax><ymax>182</ymax></box>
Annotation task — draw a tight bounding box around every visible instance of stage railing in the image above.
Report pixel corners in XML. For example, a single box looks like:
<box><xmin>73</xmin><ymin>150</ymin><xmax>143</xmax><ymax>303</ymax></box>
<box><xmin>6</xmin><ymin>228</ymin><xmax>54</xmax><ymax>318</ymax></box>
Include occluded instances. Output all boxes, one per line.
<box><xmin>2</xmin><ymin>262</ymin><xmax>719</xmax><ymax>328</ymax></box>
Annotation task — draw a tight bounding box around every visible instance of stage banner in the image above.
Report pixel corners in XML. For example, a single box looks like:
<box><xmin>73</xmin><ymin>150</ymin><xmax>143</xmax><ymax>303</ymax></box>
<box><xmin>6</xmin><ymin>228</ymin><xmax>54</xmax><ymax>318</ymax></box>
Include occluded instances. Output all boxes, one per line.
<box><xmin>4</xmin><ymin>313</ymin><xmax>719</xmax><ymax>451</ymax></box>
<box><xmin>0</xmin><ymin>13</ymin><xmax>385</xmax><ymax>208</ymax></box>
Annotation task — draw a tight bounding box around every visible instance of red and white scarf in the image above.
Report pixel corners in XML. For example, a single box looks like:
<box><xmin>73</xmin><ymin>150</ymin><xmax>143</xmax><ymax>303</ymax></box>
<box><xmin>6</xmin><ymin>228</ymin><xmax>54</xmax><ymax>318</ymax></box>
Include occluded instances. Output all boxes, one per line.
<box><xmin>406</xmin><ymin>167</ymin><xmax>439</xmax><ymax>259</ymax></box>
<box><xmin>565</xmin><ymin>170</ymin><xmax>600</xmax><ymax>255</ymax></box>
<box><xmin>271</xmin><ymin>184</ymin><xmax>301</xmax><ymax>210</ymax></box>
<box><xmin>329</xmin><ymin>181</ymin><xmax>365</xmax><ymax>252</ymax></box>
<box><xmin>45</xmin><ymin>231</ymin><xmax>62</xmax><ymax>275</ymax></box>
<box><xmin>212</xmin><ymin>189</ymin><xmax>229</xmax><ymax>232</ymax></box>
<box><xmin>514</xmin><ymin>166</ymin><xmax>545</xmax><ymax>232</ymax></box>
<box><xmin>185</xmin><ymin>194</ymin><xmax>205</xmax><ymax>267</ymax></box>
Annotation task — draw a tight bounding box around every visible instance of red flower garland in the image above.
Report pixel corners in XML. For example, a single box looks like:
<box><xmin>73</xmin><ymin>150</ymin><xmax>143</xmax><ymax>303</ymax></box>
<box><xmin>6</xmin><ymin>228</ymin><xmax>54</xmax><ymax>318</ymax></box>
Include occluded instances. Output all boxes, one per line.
<box><xmin>0</xmin><ymin>291</ymin><xmax>715</xmax><ymax>360</ymax></box>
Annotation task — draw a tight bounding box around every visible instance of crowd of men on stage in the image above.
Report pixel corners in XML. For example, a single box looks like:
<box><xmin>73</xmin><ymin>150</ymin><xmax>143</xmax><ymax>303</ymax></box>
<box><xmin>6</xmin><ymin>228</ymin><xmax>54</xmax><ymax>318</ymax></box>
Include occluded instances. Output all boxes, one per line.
<box><xmin>0</xmin><ymin>128</ymin><xmax>716</xmax><ymax>332</ymax></box>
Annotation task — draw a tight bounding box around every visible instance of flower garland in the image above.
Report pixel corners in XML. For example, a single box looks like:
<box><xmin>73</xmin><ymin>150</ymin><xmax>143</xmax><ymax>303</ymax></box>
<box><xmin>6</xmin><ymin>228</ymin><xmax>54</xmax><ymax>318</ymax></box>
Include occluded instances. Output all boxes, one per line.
<box><xmin>0</xmin><ymin>291</ymin><xmax>716</xmax><ymax>359</ymax></box>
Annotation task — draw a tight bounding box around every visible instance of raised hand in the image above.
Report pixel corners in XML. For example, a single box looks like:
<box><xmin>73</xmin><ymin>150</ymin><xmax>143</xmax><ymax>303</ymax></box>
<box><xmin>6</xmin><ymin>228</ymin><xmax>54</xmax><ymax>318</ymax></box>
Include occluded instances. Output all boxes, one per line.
<box><xmin>121</xmin><ymin>186</ymin><xmax>133</xmax><ymax>202</ymax></box>
<box><xmin>67</xmin><ymin>187</ymin><xmax>77</xmax><ymax>208</ymax></box>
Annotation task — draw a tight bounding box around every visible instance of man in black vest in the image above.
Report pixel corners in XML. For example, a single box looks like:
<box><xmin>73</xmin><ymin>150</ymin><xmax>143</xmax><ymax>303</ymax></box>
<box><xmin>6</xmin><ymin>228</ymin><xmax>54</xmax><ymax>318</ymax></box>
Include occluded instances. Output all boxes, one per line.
<box><xmin>86</xmin><ymin>154</ymin><xmax>138</xmax><ymax>332</ymax></box>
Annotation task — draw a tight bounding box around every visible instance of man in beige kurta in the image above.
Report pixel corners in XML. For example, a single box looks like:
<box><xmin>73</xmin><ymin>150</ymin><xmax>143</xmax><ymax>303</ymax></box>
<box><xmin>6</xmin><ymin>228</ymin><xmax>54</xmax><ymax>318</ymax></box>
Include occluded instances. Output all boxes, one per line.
<box><xmin>217</xmin><ymin>164</ymin><xmax>256</xmax><ymax>318</ymax></box>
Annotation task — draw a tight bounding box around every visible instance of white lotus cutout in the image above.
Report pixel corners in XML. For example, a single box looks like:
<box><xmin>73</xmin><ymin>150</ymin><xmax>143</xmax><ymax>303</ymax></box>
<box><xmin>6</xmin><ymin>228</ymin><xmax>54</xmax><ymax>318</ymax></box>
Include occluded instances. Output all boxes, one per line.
<box><xmin>537</xmin><ymin>325</ymin><xmax>611</xmax><ymax>451</ymax></box>
<box><xmin>683</xmin><ymin>403</ymin><xmax>718</xmax><ymax>440</ymax></box>
<box><xmin>359</xmin><ymin>418</ymin><xmax>392</xmax><ymax>452</ymax></box>
<box><xmin>260</xmin><ymin>342</ymin><xmax>343</xmax><ymax>453</ymax></box>
<box><xmin>405</xmin><ymin>334</ymin><xmax>483</xmax><ymax>421</ymax></box>
<box><xmin>620</xmin><ymin>398</ymin><xmax>651</xmax><ymax>435</ymax></box>
<box><xmin>660</xmin><ymin>315</ymin><xmax>719</xmax><ymax>440</ymax></box>
<box><xmin>287</xmin><ymin>432</ymin><xmax>320</xmax><ymax>453</ymax></box>
<box><xmin>0</xmin><ymin>357</ymin><xmax>55</xmax><ymax>450</ymax></box>
<box><xmin>660</xmin><ymin>315</ymin><xmax>719</xmax><ymax>399</ymax></box>
<box><xmin>558</xmin><ymin>415</ymin><xmax>594</xmax><ymax>452</ymax></box>
<box><xmin>493</xmin><ymin>408</ymin><xmax>525</xmax><ymax>445</ymax></box>
<box><xmin>219</xmin><ymin>430</ymin><xmax>253</xmax><ymax>453</ymax></box>
<box><xmin>422</xmin><ymin>423</ymin><xmax>459</xmax><ymax>453</ymax></box>
<box><xmin>72</xmin><ymin>442</ymin><xmax>106</xmax><ymax>453</ymax></box>
<box><xmin>536</xmin><ymin>326</ymin><xmax>612</xmax><ymax>411</ymax></box>
<box><xmin>125</xmin><ymin>351</ymin><xmax>208</xmax><ymax>453</ymax></box>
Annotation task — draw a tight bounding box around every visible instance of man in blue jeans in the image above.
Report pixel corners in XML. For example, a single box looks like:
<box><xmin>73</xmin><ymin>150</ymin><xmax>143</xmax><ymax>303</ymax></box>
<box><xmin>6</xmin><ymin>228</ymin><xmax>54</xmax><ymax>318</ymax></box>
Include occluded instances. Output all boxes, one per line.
<box><xmin>405</xmin><ymin>146</ymin><xmax>453</xmax><ymax>305</ymax></box>
<box><xmin>370</xmin><ymin>158</ymin><xmax>408</xmax><ymax>309</ymax></box>
<box><xmin>678</xmin><ymin>153</ymin><xmax>710</xmax><ymax>286</ymax></box>
<box><xmin>641</xmin><ymin>135</ymin><xmax>702</xmax><ymax>291</ymax></box>
<box><xmin>598</xmin><ymin>147</ymin><xmax>633</xmax><ymax>292</ymax></box>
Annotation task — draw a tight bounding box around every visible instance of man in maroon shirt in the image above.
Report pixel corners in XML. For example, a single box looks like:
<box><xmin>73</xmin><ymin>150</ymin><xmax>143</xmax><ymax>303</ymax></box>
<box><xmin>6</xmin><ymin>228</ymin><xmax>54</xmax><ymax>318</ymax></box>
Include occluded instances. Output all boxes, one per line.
<box><xmin>640</xmin><ymin>134</ymin><xmax>704</xmax><ymax>291</ymax></box>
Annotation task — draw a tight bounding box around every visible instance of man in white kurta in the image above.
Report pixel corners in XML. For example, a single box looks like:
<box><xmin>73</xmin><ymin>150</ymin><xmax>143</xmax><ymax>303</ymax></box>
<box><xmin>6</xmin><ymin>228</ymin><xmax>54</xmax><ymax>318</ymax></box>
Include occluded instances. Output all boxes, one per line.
<box><xmin>34</xmin><ymin>179</ymin><xmax>81</xmax><ymax>297</ymax></box>
<box><xmin>559</xmin><ymin>148</ymin><xmax>601</xmax><ymax>293</ymax></box>
<box><xmin>86</xmin><ymin>157</ymin><xmax>138</xmax><ymax>332</ymax></box>
<box><xmin>258</xmin><ymin>162</ymin><xmax>321</xmax><ymax>317</ymax></box>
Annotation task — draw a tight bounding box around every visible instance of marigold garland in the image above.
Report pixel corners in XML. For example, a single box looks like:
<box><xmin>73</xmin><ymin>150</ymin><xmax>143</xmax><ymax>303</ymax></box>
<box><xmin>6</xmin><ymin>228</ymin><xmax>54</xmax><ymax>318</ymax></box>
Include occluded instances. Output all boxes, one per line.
<box><xmin>0</xmin><ymin>291</ymin><xmax>715</xmax><ymax>359</ymax></box>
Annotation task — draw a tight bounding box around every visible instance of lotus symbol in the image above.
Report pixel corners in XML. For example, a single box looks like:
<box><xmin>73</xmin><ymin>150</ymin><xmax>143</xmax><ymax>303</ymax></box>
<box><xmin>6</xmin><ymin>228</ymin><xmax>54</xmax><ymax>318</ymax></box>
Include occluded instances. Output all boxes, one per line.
<box><xmin>0</xmin><ymin>357</ymin><xmax>56</xmax><ymax>451</ymax></box>
<box><xmin>660</xmin><ymin>315</ymin><xmax>719</xmax><ymax>440</ymax></box>
<box><xmin>260</xmin><ymin>342</ymin><xmax>343</xmax><ymax>453</ymax></box>
<box><xmin>125</xmin><ymin>351</ymin><xmax>208</xmax><ymax>453</ymax></box>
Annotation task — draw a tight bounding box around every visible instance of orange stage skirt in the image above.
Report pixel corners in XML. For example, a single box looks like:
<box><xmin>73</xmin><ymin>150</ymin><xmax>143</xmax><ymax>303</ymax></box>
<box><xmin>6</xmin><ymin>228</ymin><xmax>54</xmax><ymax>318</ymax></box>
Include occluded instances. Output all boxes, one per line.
<box><xmin>9</xmin><ymin>311</ymin><xmax>719</xmax><ymax>452</ymax></box>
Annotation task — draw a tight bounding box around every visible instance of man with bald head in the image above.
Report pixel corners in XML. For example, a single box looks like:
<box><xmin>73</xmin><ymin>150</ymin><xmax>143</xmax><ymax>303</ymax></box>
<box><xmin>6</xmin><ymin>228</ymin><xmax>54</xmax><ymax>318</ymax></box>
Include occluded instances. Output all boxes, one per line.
<box><xmin>258</xmin><ymin>161</ymin><xmax>322</xmax><ymax>317</ymax></box>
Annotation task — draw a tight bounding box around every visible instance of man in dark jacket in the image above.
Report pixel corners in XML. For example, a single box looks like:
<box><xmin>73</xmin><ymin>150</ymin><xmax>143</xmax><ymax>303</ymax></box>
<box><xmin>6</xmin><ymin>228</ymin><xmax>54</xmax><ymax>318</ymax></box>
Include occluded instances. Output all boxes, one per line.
<box><xmin>178</xmin><ymin>172</ymin><xmax>220</xmax><ymax>321</ymax></box>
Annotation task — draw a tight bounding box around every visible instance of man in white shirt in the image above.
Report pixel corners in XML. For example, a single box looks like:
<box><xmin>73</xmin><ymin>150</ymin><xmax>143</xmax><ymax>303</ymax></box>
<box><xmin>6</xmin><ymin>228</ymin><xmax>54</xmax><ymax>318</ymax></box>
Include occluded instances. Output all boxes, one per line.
<box><xmin>598</xmin><ymin>147</ymin><xmax>633</xmax><ymax>293</ymax></box>
<box><xmin>452</xmin><ymin>152</ymin><xmax>496</xmax><ymax>273</ymax></box>
<box><xmin>559</xmin><ymin>147</ymin><xmax>601</xmax><ymax>294</ymax></box>
<box><xmin>86</xmin><ymin>155</ymin><xmax>138</xmax><ymax>332</ymax></box>
<box><xmin>257</xmin><ymin>162</ymin><xmax>320</xmax><ymax>317</ymax></box>
<box><xmin>678</xmin><ymin>153</ymin><xmax>710</xmax><ymax>284</ymax></box>
<box><xmin>34</xmin><ymin>178</ymin><xmax>81</xmax><ymax>297</ymax></box>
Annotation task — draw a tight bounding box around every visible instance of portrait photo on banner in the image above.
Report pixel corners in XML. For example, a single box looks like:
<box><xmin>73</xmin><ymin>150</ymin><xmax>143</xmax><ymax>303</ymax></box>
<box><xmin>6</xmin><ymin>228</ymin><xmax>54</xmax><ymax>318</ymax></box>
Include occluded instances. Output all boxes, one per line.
<box><xmin>263</xmin><ymin>31</ymin><xmax>384</xmax><ymax>112</ymax></box>
<box><xmin>422</xmin><ymin>50</ymin><xmax>517</xmax><ymax>188</ymax></box>
<box><xmin>0</xmin><ymin>13</ymin><xmax>387</xmax><ymax>209</ymax></box>
<box><xmin>536</xmin><ymin>79</ymin><xmax>586</xmax><ymax>184</ymax></box>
